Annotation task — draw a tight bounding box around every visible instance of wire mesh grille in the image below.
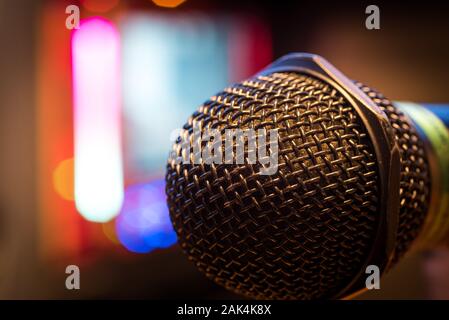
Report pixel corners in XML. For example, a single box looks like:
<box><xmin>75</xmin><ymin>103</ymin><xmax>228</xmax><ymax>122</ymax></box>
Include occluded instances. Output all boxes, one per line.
<box><xmin>355</xmin><ymin>82</ymin><xmax>431</xmax><ymax>262</ymax></box>
<box><xmin>166</xmin><ymin>72</ymin><xmax>430</xmax><ymax>299</ymax></box>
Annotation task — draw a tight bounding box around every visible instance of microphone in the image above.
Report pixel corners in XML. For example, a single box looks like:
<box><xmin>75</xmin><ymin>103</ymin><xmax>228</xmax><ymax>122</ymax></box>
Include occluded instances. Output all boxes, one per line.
<box><xmin>165</xmin><ymin>53</ymin><xmax>449</xmax><ymax>299</ymax></box>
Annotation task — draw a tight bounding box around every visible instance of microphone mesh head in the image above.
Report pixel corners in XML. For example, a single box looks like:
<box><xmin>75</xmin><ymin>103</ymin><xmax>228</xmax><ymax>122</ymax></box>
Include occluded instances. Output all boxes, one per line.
<box><xmin>355</xmin><ymin>82</ymin><xmax>430</xmax><ymax>262</ymax></box>
<box><xmin>166</xmin><ymin>72</ymin><xmax>430</xmax><ymax>299</ymax></box>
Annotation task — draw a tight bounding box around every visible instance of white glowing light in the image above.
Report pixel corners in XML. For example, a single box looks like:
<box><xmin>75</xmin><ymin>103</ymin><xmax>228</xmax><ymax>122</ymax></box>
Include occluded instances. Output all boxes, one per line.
<box><xmin>72</xmin><ymin>18</ymin><xmax>123</xmax><ymax>222</ymax></box>
<box><xmin>121</xmin><ymin>14</ymin><xmax>229</xmax><ymax>176</ymax></box>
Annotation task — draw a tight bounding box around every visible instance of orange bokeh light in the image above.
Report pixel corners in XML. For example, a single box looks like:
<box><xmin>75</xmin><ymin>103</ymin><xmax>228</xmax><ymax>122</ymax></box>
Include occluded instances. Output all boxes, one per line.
<box><xmin>152</xmin><ymin>0</ymin><xmax>186</xmax><ymax>8</ymax></box>
<box><xmin>102</xmin><ymin>220</ymin><xmax>120</xmax><ymax>245</ymax></box>
<box><xmin>53</xmin><ymin>158</ymin><xmax>74</xmax><ymax>201</ymax></box>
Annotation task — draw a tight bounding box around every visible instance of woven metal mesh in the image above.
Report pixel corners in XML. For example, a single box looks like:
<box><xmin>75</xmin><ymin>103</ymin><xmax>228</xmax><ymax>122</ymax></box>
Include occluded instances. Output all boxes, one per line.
<box><xmin>166</xmin><ymin>72</ymin><xmax>430</xmax><ymax>299</ymax></box>
<box><xmin>355</xmin><ymin>82</ymin><xmax>431</xmax><ymax>262</ymax></box>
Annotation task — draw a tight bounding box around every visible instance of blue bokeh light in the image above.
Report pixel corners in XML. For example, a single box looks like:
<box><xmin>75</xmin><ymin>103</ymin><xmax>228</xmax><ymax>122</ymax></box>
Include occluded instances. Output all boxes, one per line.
<box><xmin>116</xmin><ymin>180</ymin><xmax>177</xmax><ymax>253</ymax></box>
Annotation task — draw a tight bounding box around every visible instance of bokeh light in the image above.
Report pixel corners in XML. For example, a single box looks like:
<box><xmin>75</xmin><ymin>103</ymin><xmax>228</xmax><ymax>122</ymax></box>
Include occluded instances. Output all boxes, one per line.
<box><xmin>121</xmin><ymin>13</ymin><xmax>229</xmax><ymax>179</ymax></box>
<box><xmin>53</xmin><ymin>158</ymin><xmax>74</xmax><ymax>201</ymax></box>
<box><xmin>152</xmin><ymin>0</ymin><xmax>186</xmax><ymax>9</ymax></box>
<box><xmin>102</xmin><ymin>220</ymin><xmax>120</xmax><ymax>245</ymax></box>
<box><xmin>116</xmin><ymin>180</ymin><xmax>177</xmax><ymax>253</ymax></box>
<box><xmin>72</xmin><ymin>17</ymin><xmax>124</xmax><ymax>223</ymax></box>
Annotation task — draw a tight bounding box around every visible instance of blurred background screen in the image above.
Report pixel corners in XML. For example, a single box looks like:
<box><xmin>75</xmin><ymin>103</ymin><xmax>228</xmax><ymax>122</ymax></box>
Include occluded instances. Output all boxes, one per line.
<box><xmin>0</xmin><ymin>0</ymin><xmax>448</xmax><ymax>299</ymax></box>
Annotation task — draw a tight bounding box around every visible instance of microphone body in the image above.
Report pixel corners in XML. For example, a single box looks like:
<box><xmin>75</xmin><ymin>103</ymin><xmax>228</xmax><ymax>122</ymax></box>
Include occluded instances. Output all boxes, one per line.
<box><xmin>418</xmin><ymin>104</ymin><xmax>449</xmax><ymax>127</ymax></box>
<box><xmin>165</xmin><ymin>53</ymin><xmax>449</xmax><ymax>299</ymax></box>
